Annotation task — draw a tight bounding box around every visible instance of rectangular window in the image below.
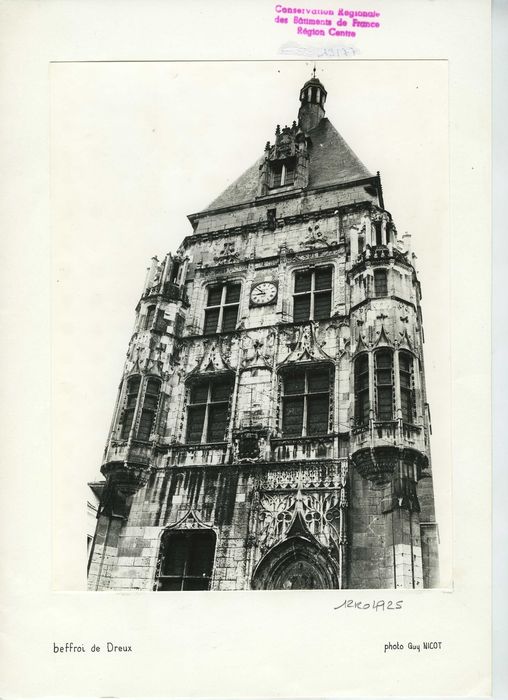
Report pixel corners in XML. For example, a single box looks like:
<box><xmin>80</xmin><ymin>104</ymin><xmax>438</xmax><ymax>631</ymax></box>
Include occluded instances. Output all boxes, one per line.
<box><xmin>157</xmin><ymin>530</ymin><xmax>216</xmax><ymax>591</ymax></box>
<box><xmin>186</xmin><ymin>378</ymin><xmax>233</xmax><ymax>443</ymax></box>
<box><xmin>375</xmin><ymin>351</ymin><xmax>393</xmax><ymax>421</ymax></box>
<box><xmin>354</xmin><ymin>355</ymin><xmax>370</xmax><ymax>426</ymax></box>
<box><xmin>284</xmin><ymin>163</ymin><xmax>295</xmax><ymax>185</ymax></box>
<box><xmin>270</xmin><ymin>158</ymin><xmax>296</xmax><ymax>188</ymax></box>
<box><xmin>293</xmin><ymin>267</ymin><xmax>333</xmax><ymax>322</ymax></box>
<box><xmin>170</xmin><ymin>260</ymin><xmax>181</xmax><ymax>284</ymax></box>
<box><xmin>399</xmin><ymin>352</ymin><xmax>414</xmax><ymax>423</ymax></box>
<box><xmin>281</xmin><ymin>367</ymin><xmax>331</xmax><ymax>437</ymax></box>
<box><xmin>144</xmin><ymin>305</ymin><xmax>156</xmax><ymax>330</ymax></box>
<box><xmin>272</xmin><ymin>163</ymin><xmax>283</xmax><ymax>188</ymax></box>
<box><xmin>374</xmin><ymin>269</ymin><xmax>388</xmax><ymax>297</ymax></box>
<box><xmin>137</xmin><ymin>377</ymin><xmax>161</xmax><ymax>441</ymax></box>
<box><xmin>120</xmin><ymin>376</ymin><xmax>141</xmax><ymax>439</ymax></box>
<box><xmin>203</xmin><ymin>283</ymin><xmax>240</xmax><ymax>334</ymax></box>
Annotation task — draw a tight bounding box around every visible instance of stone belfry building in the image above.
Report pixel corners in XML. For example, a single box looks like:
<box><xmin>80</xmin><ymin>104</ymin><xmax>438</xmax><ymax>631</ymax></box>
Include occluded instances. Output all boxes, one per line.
<box><xmin>88</xmin><ymin>73</ymin><xmax>439</xmax><ymax>591</ymax></box>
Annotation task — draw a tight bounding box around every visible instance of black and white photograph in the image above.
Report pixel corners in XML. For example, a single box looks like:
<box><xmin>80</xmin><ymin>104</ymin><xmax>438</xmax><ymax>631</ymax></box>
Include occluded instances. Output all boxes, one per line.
<box><xmin>51</xmin><ymin>60</ymin><xmax>450</xmax><ymax>592</ymax></box>
<box><xmin>1</xmin><ymin>1</ymin><xmax>494</xmax><ymax>698</ymax></box>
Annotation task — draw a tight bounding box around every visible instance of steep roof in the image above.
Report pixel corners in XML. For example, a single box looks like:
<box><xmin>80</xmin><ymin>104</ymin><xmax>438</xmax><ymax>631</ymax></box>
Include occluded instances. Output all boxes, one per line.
<box><xmin>204</xmin><ymin>117</ymin><xmax>372</xmax><ymax>212</ymax></box>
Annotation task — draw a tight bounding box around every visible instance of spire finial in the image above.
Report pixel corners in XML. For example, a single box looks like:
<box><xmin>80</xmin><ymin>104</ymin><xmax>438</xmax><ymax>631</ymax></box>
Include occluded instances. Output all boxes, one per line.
<box><xmin>312</xmin><ymin>64</ymin><xmax>317</xmax><ymax>79</ymax></box>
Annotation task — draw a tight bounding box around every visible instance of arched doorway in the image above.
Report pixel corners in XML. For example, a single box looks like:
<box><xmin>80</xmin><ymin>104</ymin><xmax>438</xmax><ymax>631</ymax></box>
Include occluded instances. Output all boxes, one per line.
<box><xmin>252</xmin><ymin>536</ymin><xmax>339</xmax><ymax>590</ymax></box>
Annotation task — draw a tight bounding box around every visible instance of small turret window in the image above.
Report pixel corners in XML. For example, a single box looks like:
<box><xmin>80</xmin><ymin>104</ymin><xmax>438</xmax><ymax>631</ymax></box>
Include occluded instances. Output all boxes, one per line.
<box><xmin>120</xmin><ymin>375</ymin><xmax>161</xmax><ymax>441</ymax></box>
<box><xmin>374</xmin><ymin>269</ymin><xmax>388</xmax><ymax>297</ymax></box>
<box><xmin>374</xmin><ymin>220</ymin><xmax>383</xmax><ymax>246</ymax></box>
<box><xmin>375</xmin><ymin>350</ymin><xmax>394</xmax><ymax>421</ymax></box>
<box><xmin>137</xmin><ymin>377</ymin><xmax>161</xmax><ymax>441</ymax></box>
<box><xmin>354</xmin><ymin>355</ymin><xmax>370</xmax><ymax>426</ymax></box>
<box><xmin>144</xmin><ymin>305</ymin><xmax>156</xmax><ymax>330</ymax></box>
<box><xmin>120</xmin><ymin>375</ymin><xmax>141</xmax><ymax>440</ymax></box>
<box><xmin>170</xmin><ymin>261</ymin><xmax>181</xmax><ymax>284</ymax></box>
<box><xmin>399</xmin><ymin>352</ymin><xmax>415</xmax><ymax>424</ymax></box>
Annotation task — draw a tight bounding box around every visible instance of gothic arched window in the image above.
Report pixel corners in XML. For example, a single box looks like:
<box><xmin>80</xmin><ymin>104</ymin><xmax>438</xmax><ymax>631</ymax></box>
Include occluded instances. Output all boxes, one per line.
<box><xmin>354</xmin><ymin>354</ymin><xmax>370</xmax><ymax>426</ymax></box>
<box><xmin>156</xmin><ymin>530</ymin><xmax>216</xmax><ymax>591</ymax></box>
<box><xmin>375</xmin><ymin>350</ymin><xmax>394</xmax><ymax>421</ymax></box>
<box><xmin>281</xmin><ymin>365</ymin><xmax>331</xmax><ymax>437</ymax></box>
<box><xmin>399</xmin><ymin>352</ymin><xmax>415</xmax><ymax>424</ymax></box>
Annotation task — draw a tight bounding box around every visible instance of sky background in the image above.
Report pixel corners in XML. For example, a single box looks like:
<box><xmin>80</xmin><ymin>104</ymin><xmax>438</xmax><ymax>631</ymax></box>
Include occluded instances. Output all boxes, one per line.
<box><xmin>51</xmin><ymin>60</ymin><xmax>450</xmax><ymax>583</ymax></box>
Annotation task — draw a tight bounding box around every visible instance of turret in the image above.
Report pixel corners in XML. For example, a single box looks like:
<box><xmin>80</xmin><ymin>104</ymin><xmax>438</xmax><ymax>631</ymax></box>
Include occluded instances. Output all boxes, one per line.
<box><xmin>298</xmin><ymin>71</ymin><xmax>327</xmax><ymax>133</ymax></box>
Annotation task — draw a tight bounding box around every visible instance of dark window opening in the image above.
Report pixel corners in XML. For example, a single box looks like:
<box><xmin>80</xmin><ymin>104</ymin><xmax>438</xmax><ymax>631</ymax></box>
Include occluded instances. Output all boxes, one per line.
<box><xmin>272</xmin><ymin>162</ymin><xmax>282</xmax><ymax>188</ymax></box>
<box><xmin>186</xmin><ymin>378</ymin><xmax>233</xmax><ymax>444</ymax></box>
<box><xmin>170</xmin><ymin>261</ymin><xmax>181</xmax><ymax>284</ymax></box>
<box><xmin>375</xmin><ymin>350</ymin><xmax>394</xmax><ymax>421</ymax></box>
<box><xmin>204</xmin><ymin>283</ymin><xmax>240</xmax><ymax>334</ymax></box>
<box><xmin>374</xmin><ymin>220</ymin><xmax>383</xmax><ymax>246</ymax></box>
<box><xmin>174</xmin><ymin>313</ymin><xmax>184</xmax><ymax>336</ymax></box>
<box><xmin>354</xmin><ymin>354</ymin><xmax>370</xmax><ymax>426</ymax></box>
<box><xmin>137</xmin><ymin>377</ymin><xmax>161</xmax><ymax>441</ymax></box>
<box><xmin>238</xmin><ymin>434</ymin><xmax>260</xmax><ymax>460</ymax></box>
<box><xmin>270</xmin><ymin>158</ymin><xmax>296</xmax><ymax>188</ymax></box>
<box><xmin>293</xmin><ymin>267</ymin><xmax>332</xmax><ymax>321</ymax></box>
<box><xmin>374</xmin><ymin>269</ymin><xmax>388</xmax><ymax>297</ymax></box>
<box><xmin>154</xmin><ymin>309</ymin><xmax>167</xmax><ymax>334</ymax></box>
<box><xmin>399</xmin><ymin>352</ymin><xmax>414</xmax><ymax>424</ymax></box>
<box><xmin>281</xmin><ymin>366</ymin><xmax>331</xmax><ymax>437</ymax></box>
<box><xmin>144</xmin><ymin>305</ymin><xmax>156</xmax><ymax>330</ymax></box>
<box><xmin>120</xmin><ymin>375</ymin><xmax>141</xmax><ymax>439</ymax></box>
<box><xmin>267</xmin><ymin>208</ymin><xmax>277</xmax><ymax>231</ymax></box>
<box><xmin>157</xmin><ymin>530</ymin><xmax>216</xmax><ymax>591</ymax></box>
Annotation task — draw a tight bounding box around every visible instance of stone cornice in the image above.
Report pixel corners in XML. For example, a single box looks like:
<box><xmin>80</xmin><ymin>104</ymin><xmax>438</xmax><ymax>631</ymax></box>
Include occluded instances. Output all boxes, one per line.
<box><xmin>192</xmin><ymin>243</ymin><xmax>345</xmax><ymax>275</ymax></box>
<box><xmin>183</xmin><ymin>192</ymin><xmax>379</xmax><ymax>249</ymax></box>
<box><xmin>180</xmin><ymin>315</ymin><xmax>349</xmax><ymax>343</ymax></box>
<box><xmin>349</xmin><ymin>296</ymin><xmax>417</xmax><ymax>314</ymax></box>
<box><xmin>188</xmin><ymin>175</ymin><xmax>379</xmax><ymax>223</ymax></box>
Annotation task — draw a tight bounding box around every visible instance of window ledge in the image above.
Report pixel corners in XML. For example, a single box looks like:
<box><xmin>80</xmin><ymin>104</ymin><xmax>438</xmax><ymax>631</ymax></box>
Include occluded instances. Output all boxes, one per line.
<box><xmin>172</xmin><ymin>442</ymin><xmax>228</xmax><ymax>450</ymax></box>
<box><xmin>271</xmin><ymin>433</ymin><xmax>336</xmax><ymax>444</ymax></box>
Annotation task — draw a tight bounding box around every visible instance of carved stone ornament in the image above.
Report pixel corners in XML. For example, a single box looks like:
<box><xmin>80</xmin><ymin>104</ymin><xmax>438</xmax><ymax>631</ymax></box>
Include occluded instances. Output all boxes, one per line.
<box><xmin>257</xmin><ymin>487</ymin><xmax>346</xmax><ymax>553</ymax></box>
<box><xmin>165</xmin><ymin>508</ymin><xmax>212</xmax><ymax>530</ymax></box>
<box><xmin>300</xmin><ymin>221</ymin><xmax>331</xmax><ymax>248</ymax></box>
<box><xmin>279</xmin><ymin>322</ymin><xmax>332</xmax><ymax>366</ymax></box>
<box><xmin>398</xmin><ymin>327</ymin><xmax>413</xmax><ymax>350</ymax></box>
<box><xmin>241</xmin><ymin>335</ymin><xmax>272</xmax><ymax>370</ymax></box>
<box><xmin>373</xmin><ymin>324</ymin><xmax>392</xmax><ymax>347</ymax></box>
<box><xmin>126</xmin><ymin>339</ymin><xmax>163</xmax><ymax>375</ymax></box>
<box><xmin>187</xmin><ymin>340</ymin><xmax>232</xmax><ymax>377</ymax></box>
<box><xmin>214</xmin><ymin>240</ymin><xmax>239</xmax><ymax>265</ymax></box>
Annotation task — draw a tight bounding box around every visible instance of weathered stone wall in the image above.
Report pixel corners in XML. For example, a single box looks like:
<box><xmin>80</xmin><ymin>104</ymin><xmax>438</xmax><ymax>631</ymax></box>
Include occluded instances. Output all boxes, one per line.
<box><xmin>88</xmin><ymin>177</ymin><xmax>439</xmax><ymax>592</ymax></box>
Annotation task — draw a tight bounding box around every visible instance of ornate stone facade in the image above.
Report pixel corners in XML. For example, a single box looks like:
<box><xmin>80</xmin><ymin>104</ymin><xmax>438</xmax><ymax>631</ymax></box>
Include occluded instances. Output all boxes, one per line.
<box><xmin>88</xmin><ymin>74</ymin><xmax>439</xmax><ymax>591</ymax></box>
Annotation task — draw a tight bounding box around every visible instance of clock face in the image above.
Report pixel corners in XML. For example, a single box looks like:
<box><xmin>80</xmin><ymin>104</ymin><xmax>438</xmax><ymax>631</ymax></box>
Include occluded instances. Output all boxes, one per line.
<box><xmin>250</xmin><ymin>282</ymin><xmax>278</xmax><ymax>306</ymax></box>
